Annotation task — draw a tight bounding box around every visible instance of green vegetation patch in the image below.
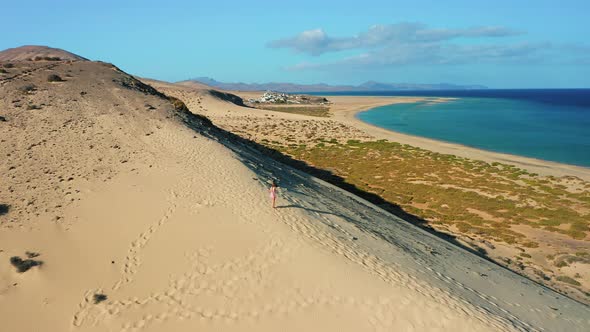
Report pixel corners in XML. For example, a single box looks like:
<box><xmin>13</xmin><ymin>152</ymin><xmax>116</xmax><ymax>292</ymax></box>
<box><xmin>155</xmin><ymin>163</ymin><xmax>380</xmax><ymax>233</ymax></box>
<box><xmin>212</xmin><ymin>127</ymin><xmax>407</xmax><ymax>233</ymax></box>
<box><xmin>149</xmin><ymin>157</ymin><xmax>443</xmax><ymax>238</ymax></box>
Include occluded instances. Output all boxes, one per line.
<box><xmin>556</xmin><ymin>275</ymin><xmax>582</xmax><ymax>286</ymax></box>
<box><xmin>256</xmin><ymin>105</ymin><xmax>330</xmax><ymax>117</ymax></box>
<box><xmin>273</xmin><ymin>139</ymin><xmax>589</xmax><ymax>247</ymax></box>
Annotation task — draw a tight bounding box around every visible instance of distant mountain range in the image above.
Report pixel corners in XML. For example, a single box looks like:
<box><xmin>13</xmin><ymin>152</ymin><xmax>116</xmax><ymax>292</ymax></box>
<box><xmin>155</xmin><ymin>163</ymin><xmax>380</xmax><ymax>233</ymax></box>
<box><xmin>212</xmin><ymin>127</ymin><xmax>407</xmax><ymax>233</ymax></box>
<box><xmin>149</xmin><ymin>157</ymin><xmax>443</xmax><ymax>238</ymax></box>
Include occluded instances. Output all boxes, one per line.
<box><xmin>180</xmin><ymin>77</ymin><xmax>487</xmax><ymax>93</ymax></box>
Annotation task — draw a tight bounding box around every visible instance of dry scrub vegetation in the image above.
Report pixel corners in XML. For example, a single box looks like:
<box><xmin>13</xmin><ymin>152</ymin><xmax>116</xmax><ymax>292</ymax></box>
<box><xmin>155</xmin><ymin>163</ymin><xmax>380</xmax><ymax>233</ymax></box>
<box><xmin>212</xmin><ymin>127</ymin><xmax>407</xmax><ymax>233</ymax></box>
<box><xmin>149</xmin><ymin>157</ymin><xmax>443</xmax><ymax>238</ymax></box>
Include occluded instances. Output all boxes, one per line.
<box><xmin>212</xmin><ymin>113</ymin><xmax>590</xmax><ymax>301</ymax></box>
<box><xmin>252</xmin><ymin>105</ymin><xmax>331</xmax><ymax>117</ymax></box>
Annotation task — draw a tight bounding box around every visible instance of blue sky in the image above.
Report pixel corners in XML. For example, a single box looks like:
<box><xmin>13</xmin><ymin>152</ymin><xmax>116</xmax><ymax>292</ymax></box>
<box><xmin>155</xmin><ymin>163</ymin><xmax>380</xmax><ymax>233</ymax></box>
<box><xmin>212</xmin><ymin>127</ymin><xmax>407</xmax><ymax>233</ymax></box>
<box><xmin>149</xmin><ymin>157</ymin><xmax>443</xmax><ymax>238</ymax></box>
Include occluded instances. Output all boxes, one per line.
<box><xmin>3</xmin><ymin>0</ymin><xmax>589</xmax><ymax>88</ymax></box>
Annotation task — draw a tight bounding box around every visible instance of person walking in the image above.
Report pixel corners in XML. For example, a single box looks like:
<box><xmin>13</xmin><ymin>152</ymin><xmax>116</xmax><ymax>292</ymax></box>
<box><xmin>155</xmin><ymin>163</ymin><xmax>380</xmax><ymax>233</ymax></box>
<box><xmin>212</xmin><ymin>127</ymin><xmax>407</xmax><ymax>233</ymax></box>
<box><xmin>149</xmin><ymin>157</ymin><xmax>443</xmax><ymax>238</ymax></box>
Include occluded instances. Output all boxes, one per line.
<box><xmin>269</xmin><ymin>180</ymin><xmax>278</xmax><ymax>208</ymax></box>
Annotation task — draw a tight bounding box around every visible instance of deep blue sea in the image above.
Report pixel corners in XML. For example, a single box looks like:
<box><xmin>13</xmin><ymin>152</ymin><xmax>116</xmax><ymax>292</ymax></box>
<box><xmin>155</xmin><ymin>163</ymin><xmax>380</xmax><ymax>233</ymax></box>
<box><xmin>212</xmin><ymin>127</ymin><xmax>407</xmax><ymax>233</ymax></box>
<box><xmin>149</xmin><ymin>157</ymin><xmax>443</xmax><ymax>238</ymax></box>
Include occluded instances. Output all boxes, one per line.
<box><xmin>313</xmin><ymin>89</ymin><xmax>590</xmax><ymax>167</ymax></box>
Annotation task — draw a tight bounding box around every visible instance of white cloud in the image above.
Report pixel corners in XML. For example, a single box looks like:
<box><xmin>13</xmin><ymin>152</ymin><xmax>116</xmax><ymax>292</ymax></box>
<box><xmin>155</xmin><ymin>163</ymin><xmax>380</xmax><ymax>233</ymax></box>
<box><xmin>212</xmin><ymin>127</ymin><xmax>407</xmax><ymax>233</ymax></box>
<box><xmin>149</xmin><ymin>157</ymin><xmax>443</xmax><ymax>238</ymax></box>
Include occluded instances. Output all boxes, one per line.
<box><xmin>269</xmin><ymin>23</ymin><xmax>589</xmax><ymax>69</ymax></box>
<box><xmin>268</xmin><ymin>23</ymin><xmax>521</xmax><ymax>55</ymax></box>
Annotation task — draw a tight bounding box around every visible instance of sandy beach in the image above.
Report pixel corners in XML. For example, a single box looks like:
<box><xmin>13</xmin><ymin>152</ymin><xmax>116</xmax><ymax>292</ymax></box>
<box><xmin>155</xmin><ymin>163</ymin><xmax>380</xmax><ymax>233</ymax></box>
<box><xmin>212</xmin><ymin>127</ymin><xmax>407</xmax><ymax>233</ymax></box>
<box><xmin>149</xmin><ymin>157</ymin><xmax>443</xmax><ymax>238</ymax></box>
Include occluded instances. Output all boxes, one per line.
<box><xmin>1</xmin><ymin>58</ymin><xmax>589</xmax><ymax>332</ymax></box>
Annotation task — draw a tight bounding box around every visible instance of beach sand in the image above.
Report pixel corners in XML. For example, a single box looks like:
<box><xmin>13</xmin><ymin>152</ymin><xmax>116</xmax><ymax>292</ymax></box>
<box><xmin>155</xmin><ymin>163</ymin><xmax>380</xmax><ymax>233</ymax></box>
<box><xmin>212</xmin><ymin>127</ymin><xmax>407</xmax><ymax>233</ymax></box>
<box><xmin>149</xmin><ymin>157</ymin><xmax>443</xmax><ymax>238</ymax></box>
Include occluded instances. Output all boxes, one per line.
<box><xmin>1</xmin><ymin>62</ymin><xmax>589</xmax><ymax>332</ymax></box>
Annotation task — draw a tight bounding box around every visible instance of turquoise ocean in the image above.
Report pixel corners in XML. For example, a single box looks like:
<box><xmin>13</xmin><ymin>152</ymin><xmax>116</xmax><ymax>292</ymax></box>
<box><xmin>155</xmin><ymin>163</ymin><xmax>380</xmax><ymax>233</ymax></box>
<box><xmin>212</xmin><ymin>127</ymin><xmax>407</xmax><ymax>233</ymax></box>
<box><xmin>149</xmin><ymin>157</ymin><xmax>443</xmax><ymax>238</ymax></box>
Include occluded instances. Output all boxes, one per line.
<box><xmin>328</xmin><ymin>89</ymin><xmax>590</xmax><ymax>167</ymax></box>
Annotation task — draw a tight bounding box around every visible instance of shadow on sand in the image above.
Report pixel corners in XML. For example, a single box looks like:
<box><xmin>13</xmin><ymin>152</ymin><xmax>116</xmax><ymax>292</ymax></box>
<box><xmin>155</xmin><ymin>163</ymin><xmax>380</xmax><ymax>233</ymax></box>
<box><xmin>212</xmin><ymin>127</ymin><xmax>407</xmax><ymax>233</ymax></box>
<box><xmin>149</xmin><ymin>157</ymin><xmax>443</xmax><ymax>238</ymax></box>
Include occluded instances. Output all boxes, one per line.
<box><xmin>0</xmin><ymin>204</ymin><xmax>9</xmax><ymax>216</ymax></box>
<box><xmin>275</xmin><ymin>204</ymin><xmax>363</xmax><ymax>225</ymax></box>
<box><xmin>175</xmin><ymin>106</ymin><xmax>490</xmax><ymax>260</ymax></box>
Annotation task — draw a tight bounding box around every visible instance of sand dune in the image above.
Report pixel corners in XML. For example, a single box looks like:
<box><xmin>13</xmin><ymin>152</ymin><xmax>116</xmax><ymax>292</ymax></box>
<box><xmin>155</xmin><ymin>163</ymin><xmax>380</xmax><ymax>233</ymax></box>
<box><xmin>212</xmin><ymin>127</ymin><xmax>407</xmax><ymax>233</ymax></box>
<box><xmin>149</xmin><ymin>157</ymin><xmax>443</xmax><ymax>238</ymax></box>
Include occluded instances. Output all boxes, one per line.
<box><xmin>157</xmin><ymin>82</ymin><xmax>590</xmax><ymax>329</ymax></box>
<box><xmin>1</xmin><ymin>59</ymin><xmax>589</xmax><ymax>332</ymax></box>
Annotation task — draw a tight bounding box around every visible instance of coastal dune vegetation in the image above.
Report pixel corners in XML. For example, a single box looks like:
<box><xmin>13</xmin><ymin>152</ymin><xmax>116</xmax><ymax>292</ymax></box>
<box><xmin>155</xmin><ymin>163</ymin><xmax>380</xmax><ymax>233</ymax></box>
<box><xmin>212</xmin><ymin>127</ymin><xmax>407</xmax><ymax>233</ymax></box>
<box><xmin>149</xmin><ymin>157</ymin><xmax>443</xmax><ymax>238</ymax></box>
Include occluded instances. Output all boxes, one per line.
<box><xmin>279</xmin><ymin>139</ymin><xmax>589</xmax><ymax>242</ymax></box>
<box><xmin>275</xmin><ymin>138</ymin><xmax>590</xmax><ymax>299</ymax></box>
<box><xmin>199</xmin><ymin>92</ymin><xmax>590</xmax><ymax>303</ymax></box>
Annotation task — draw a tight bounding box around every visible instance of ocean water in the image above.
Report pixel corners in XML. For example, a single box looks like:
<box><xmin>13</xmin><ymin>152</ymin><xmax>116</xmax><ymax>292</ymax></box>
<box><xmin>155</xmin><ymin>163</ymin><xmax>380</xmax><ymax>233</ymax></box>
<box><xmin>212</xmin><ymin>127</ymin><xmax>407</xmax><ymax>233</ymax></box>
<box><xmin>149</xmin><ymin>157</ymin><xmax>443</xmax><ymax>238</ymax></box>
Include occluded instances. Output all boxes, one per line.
<box><xmin>334</xmin><ymin>90</ymin><xmax>590</xmax><ymax>167</ymax></box>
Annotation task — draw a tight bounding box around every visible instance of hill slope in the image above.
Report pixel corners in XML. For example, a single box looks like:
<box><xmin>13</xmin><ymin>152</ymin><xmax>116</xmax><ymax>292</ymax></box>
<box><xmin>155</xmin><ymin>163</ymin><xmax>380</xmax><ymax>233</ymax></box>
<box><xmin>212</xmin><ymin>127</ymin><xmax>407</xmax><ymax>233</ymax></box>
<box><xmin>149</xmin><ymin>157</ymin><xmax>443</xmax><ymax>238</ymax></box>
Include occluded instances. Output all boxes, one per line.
<box><xmin>0</xmin><ymin>56</ymin><xmax>588</xmax><ymax>332</ymax></box>
<box><xmin>0</xmin><ymin>45</ymin><xmax>87</xmax><ymax>61</ymax></box>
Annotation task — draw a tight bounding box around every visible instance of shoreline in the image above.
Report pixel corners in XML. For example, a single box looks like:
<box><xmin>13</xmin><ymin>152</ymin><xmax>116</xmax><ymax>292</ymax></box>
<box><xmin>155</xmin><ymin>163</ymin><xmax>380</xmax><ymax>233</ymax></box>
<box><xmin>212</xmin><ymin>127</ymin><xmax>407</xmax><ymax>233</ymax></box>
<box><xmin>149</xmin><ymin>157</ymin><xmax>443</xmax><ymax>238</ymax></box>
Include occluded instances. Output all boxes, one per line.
<box><xmin>328</xmin><ymin>95</ymin><xmax>590</xmax><ymax>181</ymax></box>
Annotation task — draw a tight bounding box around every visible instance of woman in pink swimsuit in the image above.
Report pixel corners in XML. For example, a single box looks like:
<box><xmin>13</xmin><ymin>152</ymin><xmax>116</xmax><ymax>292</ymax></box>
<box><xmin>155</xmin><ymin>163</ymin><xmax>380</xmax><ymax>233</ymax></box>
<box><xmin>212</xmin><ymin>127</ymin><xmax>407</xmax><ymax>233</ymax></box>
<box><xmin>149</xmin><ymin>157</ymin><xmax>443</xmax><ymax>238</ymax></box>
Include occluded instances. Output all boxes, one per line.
<box><xmin>269</xmin><ymin>180</ymin><xmax>277</xmax><ymax>208</ymax></box>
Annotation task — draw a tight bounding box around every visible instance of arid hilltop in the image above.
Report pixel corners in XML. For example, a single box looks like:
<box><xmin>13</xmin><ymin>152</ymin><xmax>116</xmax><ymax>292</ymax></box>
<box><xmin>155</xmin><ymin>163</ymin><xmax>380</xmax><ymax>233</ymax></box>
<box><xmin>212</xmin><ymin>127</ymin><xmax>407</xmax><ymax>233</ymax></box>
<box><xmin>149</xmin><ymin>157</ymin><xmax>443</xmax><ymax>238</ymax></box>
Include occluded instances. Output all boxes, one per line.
<box><xmin>0</xmin><ymin>45</ymin><xmax>87</xmax><ymax>62</ymax></box>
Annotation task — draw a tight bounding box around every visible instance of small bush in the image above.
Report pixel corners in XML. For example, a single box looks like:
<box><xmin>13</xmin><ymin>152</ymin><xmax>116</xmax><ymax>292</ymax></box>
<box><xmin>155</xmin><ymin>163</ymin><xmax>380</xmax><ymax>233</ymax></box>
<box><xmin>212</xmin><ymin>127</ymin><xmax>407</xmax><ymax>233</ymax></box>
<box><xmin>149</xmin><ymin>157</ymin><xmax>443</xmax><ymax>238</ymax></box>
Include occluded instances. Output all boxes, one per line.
<box><xmin>19</xmin><ymin>84</ymin><xmax>37</xmax><ymax>93</ymax></box>
<box><xmin>47</xmin><ymin>74</ymin><xmax>63</xmax><ymax>82</ymax></box>
<box><xmin>533</xmin><ymin>269</ymin><xmax>551</xmax><ymax>281</ymax></box>
<box><xmin>168</xmin><ymin>96</ymin><xmax>213</xmax><ymax>127</ymax></box>
<box><xmin>93</xmin><ymin>293</ymin><xmax>107</xmax><ymax>304</ymax></box>
<box><xmin>10</xmin><ymin>256</ymin><xmax>43</xmax><ymax>273</ymax></box>
<box><xmin>169</xmin><ymin>96</ymin><xmax>188</xmax><ymax>111</ymax></box>
<box><xmin>0</xmin><ymin>68</ymin><xmax>7</xmax><ymax>74</ymax></box>
<box><xmin>2</xmin><ymin>63</ymin><xmax>14</xmax><ymax>68</ymax></box>
<box><xmin>33</xmin><ymin>56</ymin><xmax>61</xmax><ymax>61</ymax></box>
<box><xmin>556</xmin><ymin>275</ymin><xmax>581</xmax><ymax>286</ymax></box>
<box><xmin>555</xmin><ymin>260</ymin><xmax>569</xmax><ymax>268</ymax></box>
<box><xmin>25</xmin><ymin>251</ymin><xmax>40</xmax><ymax>258</ymax></box>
